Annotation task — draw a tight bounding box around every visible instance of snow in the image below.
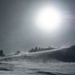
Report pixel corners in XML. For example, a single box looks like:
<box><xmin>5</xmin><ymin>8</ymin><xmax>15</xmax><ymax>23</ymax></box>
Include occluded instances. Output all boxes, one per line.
<box><xmin>0</xmin><ymin>48</ymin><xmax>75</xmax><ymax>75</ymax></box>
<box><xmin>0</xmin><ymin>60</ymin><xmax>75</xmax><ymax>75</ymax></box>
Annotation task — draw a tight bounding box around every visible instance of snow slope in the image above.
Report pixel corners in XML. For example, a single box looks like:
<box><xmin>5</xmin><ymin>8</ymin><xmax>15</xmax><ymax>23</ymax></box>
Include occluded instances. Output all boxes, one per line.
<box><xmin>0</xmin><ymin>46</ymin><xmax>75</xmax><ymax>75</ymax></box>
<box><xmin>0</xmin><ymin>45</ymin><xmax>75</xmax><ymax>62</ymax></box>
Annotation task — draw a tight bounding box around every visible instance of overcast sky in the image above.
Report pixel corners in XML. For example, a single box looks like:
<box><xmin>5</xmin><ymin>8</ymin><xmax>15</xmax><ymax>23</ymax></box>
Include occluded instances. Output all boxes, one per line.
<box><xmin>0</xmin><ymin>0</ymin><xmax>75</xmax><ymax>54</ymax></box>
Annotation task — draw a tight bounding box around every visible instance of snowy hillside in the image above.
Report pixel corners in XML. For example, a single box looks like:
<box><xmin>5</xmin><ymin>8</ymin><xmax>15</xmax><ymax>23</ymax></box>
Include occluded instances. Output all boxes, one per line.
<box><xmin>0</xmin><ymin>46</ymin><xmax>75</xmax><ymax>75</ymax></box>
<box><xmin>0</xmin><ymin>45</ymin><xmax>75</xmax><ymax>62</ymax></box>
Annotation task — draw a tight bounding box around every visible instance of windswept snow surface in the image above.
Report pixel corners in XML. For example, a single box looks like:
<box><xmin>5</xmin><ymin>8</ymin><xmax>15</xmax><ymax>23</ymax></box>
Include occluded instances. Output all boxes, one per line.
<box><xmin>0</xmin><ymin>49</ymin><xmax>75</xmax><ymax>75</ymax></box>
<box><xmin>0</xmin><ymin>61</ymin><xmax>75</xmax><ymax>75</ymax></box>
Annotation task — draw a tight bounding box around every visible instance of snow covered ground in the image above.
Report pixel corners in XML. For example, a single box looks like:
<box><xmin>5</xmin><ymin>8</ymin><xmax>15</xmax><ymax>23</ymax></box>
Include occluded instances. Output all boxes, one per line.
<box><xmin>0</xmin><ymin>60</ymin><xmax>75</xmax><ymax>75</ymax></box>
<box><xmin>0</xmin><ymin>48</ymin><xmax>75</xmax><ymax>75</ymax></box>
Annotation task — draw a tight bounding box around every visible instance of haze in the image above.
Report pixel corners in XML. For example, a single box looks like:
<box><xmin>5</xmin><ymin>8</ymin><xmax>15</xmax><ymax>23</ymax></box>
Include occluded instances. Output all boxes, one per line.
<box><xmin>0</xmin><ymin>0</ymin><xmax>75</xmax><ymax>54</ymax></box>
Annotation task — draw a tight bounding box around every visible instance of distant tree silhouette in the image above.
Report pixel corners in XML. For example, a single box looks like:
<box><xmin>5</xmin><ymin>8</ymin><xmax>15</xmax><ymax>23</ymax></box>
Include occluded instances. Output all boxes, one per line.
<box><xmin>35</xmin><ymin>47</ymin><xmax>38</xmax><ymax>52</ymax></box>
<box><xmin>29</xmin><ymin>46</ymin><xmax>55</xmax><ymax>52</ymax></box>
<box><xmin>29</xmin><ymin>48</ymin><xmax>34</xmax><ymax>52</ymax></box>
<box><xmin>0</xmin><ymin>50</ymin><xmax>5</xmax><ymax>56</ymax></box>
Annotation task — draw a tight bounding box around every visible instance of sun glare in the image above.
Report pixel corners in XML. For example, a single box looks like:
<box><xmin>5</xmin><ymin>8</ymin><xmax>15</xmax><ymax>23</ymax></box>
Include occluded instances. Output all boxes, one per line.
<box><xmin>35</xmin><ymin>5</ymin><xmax>63</xmax><ymax>33</ymax></box>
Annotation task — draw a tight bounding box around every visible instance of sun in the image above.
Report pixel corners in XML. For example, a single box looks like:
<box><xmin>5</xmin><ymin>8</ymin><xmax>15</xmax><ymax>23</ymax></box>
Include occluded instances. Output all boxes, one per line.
<box><xmin>35</xmin><ymin>5</ymin><xmax>63</xmax><ymax>33</ymax></box>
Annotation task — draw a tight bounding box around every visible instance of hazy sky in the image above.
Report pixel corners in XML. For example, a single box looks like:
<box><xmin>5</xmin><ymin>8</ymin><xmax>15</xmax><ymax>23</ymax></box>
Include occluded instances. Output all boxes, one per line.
<box><xmin>0</xmin><ymin>0</ymin><xmax>75</xmax><ymax>54</ymax></box>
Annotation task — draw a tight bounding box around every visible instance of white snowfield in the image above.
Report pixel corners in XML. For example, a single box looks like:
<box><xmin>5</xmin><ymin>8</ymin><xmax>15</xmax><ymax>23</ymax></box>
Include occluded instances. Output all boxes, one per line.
<box><xmin>0</xmin><ymin>60</ymin><xmax>75</xmax><ymax>75</ymax></box>
<box><xmin>0</xmin><ymin>48</ymin><xmax>75</xmax><ymax>75</ymax></box>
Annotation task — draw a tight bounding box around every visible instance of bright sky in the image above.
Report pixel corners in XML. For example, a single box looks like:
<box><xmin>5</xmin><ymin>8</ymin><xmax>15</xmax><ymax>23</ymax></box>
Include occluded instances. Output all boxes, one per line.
<box><xmin>0</xmin><ymin>0</ymin><xmax>75</xmax><ymax>54</ymax></box>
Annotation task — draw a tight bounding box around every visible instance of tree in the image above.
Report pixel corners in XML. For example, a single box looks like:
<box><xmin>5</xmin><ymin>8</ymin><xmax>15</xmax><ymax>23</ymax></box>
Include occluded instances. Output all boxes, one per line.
<box><xmin>0</xmin><ymin>50</ymin><xmax>5</xmax><ymax>56</ymax></box>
